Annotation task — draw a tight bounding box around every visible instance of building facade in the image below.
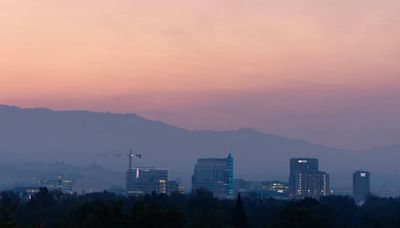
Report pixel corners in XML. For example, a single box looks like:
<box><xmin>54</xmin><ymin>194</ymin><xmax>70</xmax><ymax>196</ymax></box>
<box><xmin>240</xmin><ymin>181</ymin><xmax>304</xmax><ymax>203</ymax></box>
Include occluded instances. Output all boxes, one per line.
<box><xmin>353</xmin><ymin>171</ymin><xmax>370</xmax><ymax>205</ymax></box>
<box><xmin>167</xmin><ymin>178</ymin><xmax>185</xmax><ymax>194</ymax></box>
<box><xmin>192</xmin><ymin>154</ymin><xmax>234</xmax><ymax>198</ymax></box>
<box><xmin>293</xmin><ymin>171</ymin><xmax>330</xmax><ymax>199</ymax></box>
<box><xmin>234</xmin><ymin>179</ymin><xmax>289</xmax><ymax>199</ymax></box>
<box><xmin>289</xmin><ymin>158</ymin><xmax>319</xmax><ymax>193</ymax></box>
<box><xmin>126</xmin><ymin>168</ymin><xmax>168</xmax><ymax>194</ymax></box>
<box><xmin>40</xmin><ymin>176</ymin><xmax>73</xmax><ymax>194</ymax></box>
<box><xmin>289</xmin><ymin>158</ymin><xmax>330</xmax><ymax>199</ymax></box>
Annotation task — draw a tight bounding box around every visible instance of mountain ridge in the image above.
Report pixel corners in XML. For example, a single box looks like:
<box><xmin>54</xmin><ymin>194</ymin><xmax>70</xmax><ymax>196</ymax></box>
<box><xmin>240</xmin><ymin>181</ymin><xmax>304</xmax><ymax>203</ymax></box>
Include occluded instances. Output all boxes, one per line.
<box><xmin>0</xmin><ymin>104</ymin><xmax>348</xmax><ymax>150</ymax></box>
<box><xmin>1</xmin><ymin>104</ymin><xmax>400</xmax><ymax>195</ymax></box>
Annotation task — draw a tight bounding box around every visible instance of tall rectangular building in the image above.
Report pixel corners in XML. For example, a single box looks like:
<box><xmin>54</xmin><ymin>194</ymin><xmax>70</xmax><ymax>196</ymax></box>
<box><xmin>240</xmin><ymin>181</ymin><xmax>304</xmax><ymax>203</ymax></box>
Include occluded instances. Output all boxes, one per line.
<box><xmin>353</xmin><ymin>171</ymin><xmax>370</xmax><ymax>205</ymax></box>
<box><xmin>289</xmin><ymin>158</ymin><xmax>330</xmax><ymax>199</ymax></box>
<box><xmin>126</xmin><ymin>168</ymin><xmax>168</xmax><ymax>195</ymax></box>
<box><xmin>289</xmin><ymin>158</ymin><xmax>319</xmax><ymax>193</ymax></box>
<box><xmin>192</xmin><ymin>153</ymin><xmax>234</xmax><ymax>198</ymax></box>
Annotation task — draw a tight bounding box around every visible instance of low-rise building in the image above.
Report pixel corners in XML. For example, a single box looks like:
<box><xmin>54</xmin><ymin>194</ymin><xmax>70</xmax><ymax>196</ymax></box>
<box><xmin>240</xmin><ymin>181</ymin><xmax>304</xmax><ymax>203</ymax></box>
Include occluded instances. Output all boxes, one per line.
<box><xmin>40</xmin><ymin>176</ymin><xmax>74</xmax><ymax>194</ymax></box>
<box><xmin>126</xmin><ymin>167</ymin><xmax>168</xmax><ymax>195</ymax></box>
<box><xmin>167</xmin><ymin>178</ymin><xmax>185</xmax><ymax>194</ymax></box>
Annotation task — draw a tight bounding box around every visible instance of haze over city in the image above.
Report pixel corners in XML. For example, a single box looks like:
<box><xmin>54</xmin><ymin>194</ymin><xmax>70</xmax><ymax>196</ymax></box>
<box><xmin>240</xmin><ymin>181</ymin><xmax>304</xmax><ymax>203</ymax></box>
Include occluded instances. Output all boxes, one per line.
<box><xmin>1</xmin><ymin>0</ymin><xmax>400</xmax><ymax>149</ymax></box>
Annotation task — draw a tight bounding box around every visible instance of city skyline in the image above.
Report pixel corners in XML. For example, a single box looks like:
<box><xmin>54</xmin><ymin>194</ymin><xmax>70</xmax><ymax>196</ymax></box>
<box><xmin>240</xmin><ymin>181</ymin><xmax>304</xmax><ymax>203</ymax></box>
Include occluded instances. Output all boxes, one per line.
<box><xmin>1</xmin><ymin>0</ymin><xmax>400</xmax><ymax>149</ymax></box>
<box><xmin>0</xmin><ymin>153</ymin><xmax>364</xmax><ymax>200</ymax></box>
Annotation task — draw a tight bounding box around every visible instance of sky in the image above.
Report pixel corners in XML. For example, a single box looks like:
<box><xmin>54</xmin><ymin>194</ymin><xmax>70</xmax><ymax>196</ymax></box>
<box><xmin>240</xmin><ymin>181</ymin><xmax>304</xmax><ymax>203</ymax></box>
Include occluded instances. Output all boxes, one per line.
<box><xmin>1</xmin><ymin>0</ymin><xmax>400</xmax><ymax>149</ymax></box>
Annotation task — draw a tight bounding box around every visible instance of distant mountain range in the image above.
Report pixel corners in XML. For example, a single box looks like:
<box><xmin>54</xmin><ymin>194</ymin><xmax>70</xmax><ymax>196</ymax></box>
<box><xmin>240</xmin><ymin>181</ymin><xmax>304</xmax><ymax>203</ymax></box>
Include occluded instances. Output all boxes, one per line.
<box><xmin>1</xmin><ymin>104</ymin><xmax>400</xmax><ymax>195</ymax></box>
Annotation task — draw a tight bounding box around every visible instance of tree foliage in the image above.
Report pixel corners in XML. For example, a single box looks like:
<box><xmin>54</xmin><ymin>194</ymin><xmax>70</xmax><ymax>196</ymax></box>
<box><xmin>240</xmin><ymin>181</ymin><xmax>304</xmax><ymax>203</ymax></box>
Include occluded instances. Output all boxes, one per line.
<box><xmin>2</xmin><ymin>189</ymin><xmax>400</xmax><ymax>227</ymax></box>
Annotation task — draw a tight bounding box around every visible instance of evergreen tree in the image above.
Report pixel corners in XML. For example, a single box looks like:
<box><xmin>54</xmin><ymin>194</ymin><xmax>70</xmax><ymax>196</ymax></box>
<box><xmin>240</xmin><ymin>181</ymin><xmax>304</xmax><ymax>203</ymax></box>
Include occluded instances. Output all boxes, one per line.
<box><xmin>231</xmin><ymin>194</ymin><xmax>249</xmax><ymax>228</ymax></box>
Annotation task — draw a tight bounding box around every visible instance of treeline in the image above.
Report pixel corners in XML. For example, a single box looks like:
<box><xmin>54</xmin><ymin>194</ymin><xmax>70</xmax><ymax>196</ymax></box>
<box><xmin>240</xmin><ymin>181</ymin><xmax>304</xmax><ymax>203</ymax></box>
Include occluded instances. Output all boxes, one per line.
<box><xmin>1</xmin><ymin>188</ymin><xmax>400</xmax><ymax>227</ymax></box>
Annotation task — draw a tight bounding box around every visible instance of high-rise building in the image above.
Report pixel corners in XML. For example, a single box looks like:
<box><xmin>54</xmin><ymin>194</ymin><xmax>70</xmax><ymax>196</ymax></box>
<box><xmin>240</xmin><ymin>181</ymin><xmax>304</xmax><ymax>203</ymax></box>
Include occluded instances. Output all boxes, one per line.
<box><xmin>353</xmin><ymin>171</ymin><xmax>370</xmax><ymax>205</ymax></box>
<box><xmin>192</xmin><ymin>153</ymin><xmax>234</xmax><ymax>198</ymax></box>
<box><xmin>126</xmin><ymin>168</ymin><xmax>168</xmax><ymax>194</ymax></box>
<box><xmin>289</xmin><ymin>158</ymin><xmax>319</xmax><ymax>194</ymax></box>
<box><xmin>289</xmin><ymin>158</ymin><xmax>330</xmax><ymax>199</ymax></box>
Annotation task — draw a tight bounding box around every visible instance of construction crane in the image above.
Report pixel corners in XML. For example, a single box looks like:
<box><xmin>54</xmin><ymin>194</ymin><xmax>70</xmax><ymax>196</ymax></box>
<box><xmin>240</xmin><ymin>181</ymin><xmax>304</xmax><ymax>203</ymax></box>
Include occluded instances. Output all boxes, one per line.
<box><xmin>100</xmin><ymin>149</ymin><xmax>142</xmax><ymax>171</ymax></box>
<box><xmin>99</xmin><ymin>149</ymin><xmax>142</xmax><ymax>193</ymax></box>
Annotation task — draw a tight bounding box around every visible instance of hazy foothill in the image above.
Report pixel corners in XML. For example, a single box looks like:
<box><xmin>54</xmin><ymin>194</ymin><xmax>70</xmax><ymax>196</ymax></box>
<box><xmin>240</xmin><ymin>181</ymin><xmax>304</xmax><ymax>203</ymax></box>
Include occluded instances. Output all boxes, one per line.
<box><xmin>1</xmin><ymin>105</ymin><xmax>400</xmax><ymax>196</ymax></box>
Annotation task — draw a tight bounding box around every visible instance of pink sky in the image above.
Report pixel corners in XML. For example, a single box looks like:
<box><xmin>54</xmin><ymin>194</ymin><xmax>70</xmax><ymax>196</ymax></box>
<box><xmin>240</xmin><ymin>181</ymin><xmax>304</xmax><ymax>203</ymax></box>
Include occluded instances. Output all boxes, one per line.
<box><xmin>1</xmin><ymin>0</ymin><xmax>400</xmax><ymax>149</ymax></box>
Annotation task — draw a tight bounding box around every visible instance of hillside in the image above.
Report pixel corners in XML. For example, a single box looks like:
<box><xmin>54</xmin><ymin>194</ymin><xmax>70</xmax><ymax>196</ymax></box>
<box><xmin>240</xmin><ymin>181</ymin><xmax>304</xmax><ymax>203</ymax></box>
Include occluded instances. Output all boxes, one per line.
<box><xmin>1</xmin><ymin>105</ymin><xmax>398</xmax><ymax>194</ymax></box>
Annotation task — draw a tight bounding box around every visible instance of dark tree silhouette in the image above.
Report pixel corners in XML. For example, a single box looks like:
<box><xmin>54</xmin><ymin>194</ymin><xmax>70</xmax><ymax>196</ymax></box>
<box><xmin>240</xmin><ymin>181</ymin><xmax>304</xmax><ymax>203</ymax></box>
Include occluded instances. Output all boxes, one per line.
<box><xmin>3</xmin><ymin>189</ymin><xmax>400</xmax><ymax>227</ymax></box>
<box><xmin>231</xmin><ymin>194</ymin><xmax>249</xmax><ymax>228</ymax></box>
<box><xmin>0</xmin><ymin>192</ymin><xmax>19</xmax><ymax>228</ymax></box>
